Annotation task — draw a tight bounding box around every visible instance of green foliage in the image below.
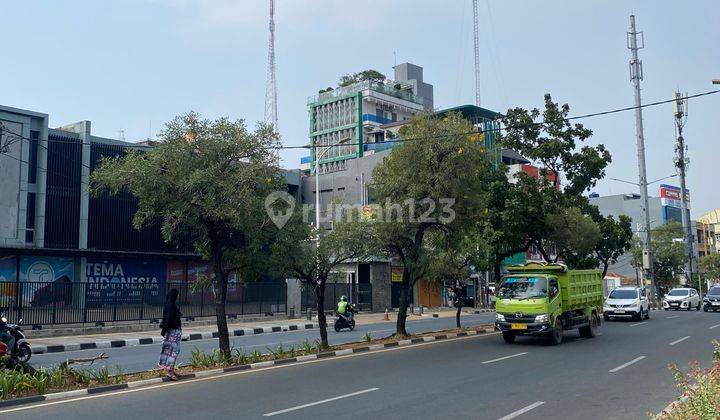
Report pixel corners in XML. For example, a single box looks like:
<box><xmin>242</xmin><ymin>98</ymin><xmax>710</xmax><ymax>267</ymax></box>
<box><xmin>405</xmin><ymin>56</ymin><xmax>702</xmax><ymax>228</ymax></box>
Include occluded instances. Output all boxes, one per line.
<box><xmin>301</xmin><ymin>339</ymin><xmax>314</xmax><ymax>354</ymax></box>
<box><xmin>90</xmin><ymin>113</ymin><xmax>284</xmax><ymax>356</ymax></box>
<box><xmin>250</xmin><ymin>349</ymin><xmax>263</xmax><ymax>363</ymax></box>
<box><xmin>339</xmin><ymin>69</ymin><xmax>386</xmax><ymax>87</ymax></box>
<box><xmin>363</xmin><ymin>332</ymin><xmax>372</xmax><ymax>343</ymax></box>
<box><xmin>659</xmin><ymin>341</ymin><xmax>720</xmax><ymax>419</ymax></box>
<box><xmin>631</xmin><ymin>222</ymin><xmax>688</xmax><ymax>288</ymax></box>
<box><xmin>544</xmin><ymin>207</ymin><xmax>600</xmax><ymax>263</ymax></box>
<box><xmin>701</xmin><ymin>253</ymin><xmax>720</xmax><ymax>282</ymax></box>
<box><xmin>501</xmin><ymin>93</ymin><xmax>611</xmax><ymax>196</ymax></box>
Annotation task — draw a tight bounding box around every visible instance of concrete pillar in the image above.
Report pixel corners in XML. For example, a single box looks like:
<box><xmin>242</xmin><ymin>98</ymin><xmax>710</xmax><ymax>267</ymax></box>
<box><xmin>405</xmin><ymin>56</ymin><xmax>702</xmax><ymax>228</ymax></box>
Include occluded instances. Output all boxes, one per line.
<box><xmin>78</xmin><ymin>122</ymin><xmax>91</xmax><ymax>249</ymax></box>
<box><xmin>285</xmin><ymin>278</ymin><xmax>301</xmax><ymax>318</ymax></box>
<box><xmin>369</xmin><ymin>262</ymin><xmax>391</xmax><ymax>312</ymax></box>
<box><xmin>34</xmin><ymin>118</ymin><xmax>48</xmax><ymax>248</ymax></box>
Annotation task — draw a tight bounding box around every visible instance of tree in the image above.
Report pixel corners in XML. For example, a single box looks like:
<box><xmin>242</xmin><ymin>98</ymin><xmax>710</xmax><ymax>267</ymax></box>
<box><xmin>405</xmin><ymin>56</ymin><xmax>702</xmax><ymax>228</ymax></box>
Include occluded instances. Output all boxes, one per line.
<box><xmin>272</xmin><ymin>212</ymin><xmax>375</xmax><ymax>349</ymax></box>
<box><xmin>701</xmin><ymin>253</ymin><xmax>720</xmax><ymax>283</ymax></box>
<box><xmin>339</xmin><ymin>69</ymin><xmax>386</xmax><ymax>87</ymax></box>
<box><xmin>543</xmin><ymin>207</ymin><xmax>600</xmax><ymax>263</ymax></box>
<box><xmin>368</xmin><ymin>112</ymin><xmax>499</xmax><ymax>336</ymax></box>
<box><xmin>497</xmin><ymin>94</ymin><xmax>612</xmax><ymax>264</ymax></box>
<box><xmin>425</xmin><ymin>233</ymin><xmax>476</xmax><ymax>328</ymax></box>
<box><xmin>91</xmin><ymin>113</ymin><xmax>281</xmax><ymax>356</ymax></box>
<box><xmin>631</xmin><ymin>222</ymin><xmax>688</xmax><ymax>289</ymax></box>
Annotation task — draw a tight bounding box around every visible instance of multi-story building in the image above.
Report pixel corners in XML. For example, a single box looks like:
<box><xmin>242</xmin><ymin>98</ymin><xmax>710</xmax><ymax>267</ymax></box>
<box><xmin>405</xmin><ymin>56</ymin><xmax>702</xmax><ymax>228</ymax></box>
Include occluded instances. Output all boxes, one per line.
<box><xmin>307</xmin><ymin>63</ymin><xmax>432</xmax><ymax>174</ymax></box>
<box><xmin>0</xmin><ymin>104</ymin><xmax>298</xmax><ymax>321</ymax></box>
<box><xmin>589</xmin><ymin>184</ymin><xmax>698</xmax><ymax>279</ymax></box>
<box><xmin>698</xmin><ymin>209</ymin><xmax>720</xmax><ymax>256</ymax></box>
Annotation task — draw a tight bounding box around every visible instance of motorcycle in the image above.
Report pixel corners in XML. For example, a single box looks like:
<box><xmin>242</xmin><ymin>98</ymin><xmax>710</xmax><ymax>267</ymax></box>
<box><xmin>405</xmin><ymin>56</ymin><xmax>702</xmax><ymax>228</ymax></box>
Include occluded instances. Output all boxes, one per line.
<box><xmin>334</xmin><ymin>304</ymin><xmax>356</xmax><ymax>332</ymax></box>
<box><xmin>0</xmin><ymin>316</ymin><xmax>32</xmax><ymax>363</ymax></box>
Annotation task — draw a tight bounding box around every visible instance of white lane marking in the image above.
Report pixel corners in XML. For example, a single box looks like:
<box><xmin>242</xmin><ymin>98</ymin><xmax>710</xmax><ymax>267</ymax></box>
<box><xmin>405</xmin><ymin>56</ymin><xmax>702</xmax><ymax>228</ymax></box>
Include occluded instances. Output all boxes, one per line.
<box><xmin>482</xmin><ymin>352</ymin><xmax>528</xmax><ymax>364</ymax></box>
<box><xmin>263</xmin><ymin>388</ymin><xmax>379</xmax><ymax>417</ymax></box>
<box><xmin>629</xmin><ymin>322</ymin><xmax>646</xmax><ymax>327</ymax></box>
<box><xmin>666</xmin><ymin>315</ymin><xmax>680</xmax><ymax>319</ymax></box>
<box><xmin>710</xmin><ymin>323</ymin><xmax>720</xmax><ymax>330</ymax></box>
<box><xmin>609</xmin><ymin>356</ymin><xmax>646</xmax><ymax>373</ymax></box>
<box><xmin>669</xmin><ymin>336</ymin><xmax>691</xmax><ymax>346</ymax></box>
<box><xmin>497</xmin><ymin>401</ymin><xmax>545</xmax><ymax>420</ymax></box>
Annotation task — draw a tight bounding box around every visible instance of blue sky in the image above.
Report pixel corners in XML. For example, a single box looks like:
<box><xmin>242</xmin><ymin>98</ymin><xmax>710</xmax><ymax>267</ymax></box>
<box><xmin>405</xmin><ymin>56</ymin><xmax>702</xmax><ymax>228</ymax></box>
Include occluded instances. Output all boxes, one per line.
<box><xmin>1</xmin><ymin>0</ymin><xmax>718</xmax><ymax>217</ymax></box>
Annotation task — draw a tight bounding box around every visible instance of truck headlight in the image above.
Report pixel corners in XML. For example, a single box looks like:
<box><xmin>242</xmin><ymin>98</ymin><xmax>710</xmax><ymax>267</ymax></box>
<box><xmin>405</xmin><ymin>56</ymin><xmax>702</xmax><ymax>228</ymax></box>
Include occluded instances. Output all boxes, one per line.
<box><xmin>496</xmin><ymin>313</ymin><xmax>506</xmax><ymax>322</ymax></box>
<box><xmin>535</xmin><ymin>314</ymin><xmax>549</xmax><ymax>323</ymax></box>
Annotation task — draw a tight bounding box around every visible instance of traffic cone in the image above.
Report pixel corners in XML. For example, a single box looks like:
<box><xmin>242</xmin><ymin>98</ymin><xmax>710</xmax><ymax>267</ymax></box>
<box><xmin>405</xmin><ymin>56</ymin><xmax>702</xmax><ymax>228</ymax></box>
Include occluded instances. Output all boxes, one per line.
<box><xmin>383</xmin><ymin>308</ymin><xmax>390</xmax><ymax>321</ymax></box>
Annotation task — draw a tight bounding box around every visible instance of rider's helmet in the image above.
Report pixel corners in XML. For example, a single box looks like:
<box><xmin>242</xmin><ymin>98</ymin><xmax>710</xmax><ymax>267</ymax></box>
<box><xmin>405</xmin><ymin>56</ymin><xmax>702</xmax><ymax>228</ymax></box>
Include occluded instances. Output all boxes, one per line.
<box><xmin>340</xmin><ymin>295</ymin><xmax>348</xmax><ymax>302</ymax></box>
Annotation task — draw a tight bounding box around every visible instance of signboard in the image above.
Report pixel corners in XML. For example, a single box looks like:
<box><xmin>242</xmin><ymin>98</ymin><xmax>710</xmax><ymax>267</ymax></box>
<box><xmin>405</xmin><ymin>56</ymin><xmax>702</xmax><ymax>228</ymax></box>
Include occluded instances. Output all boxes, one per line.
<box><xmin>85</xmin><ymin>259</ymin><xmax>165</xmax><ymax>306</ymax></box>
<box><xmin>391</xmin><ymin>266</ymin><xmax>404</xmax><ymax>282</ymax></box>
<box><xmin>659</xmin><ymin>184</ymin><xmax>690</xmax><ymax>209</ymax></box>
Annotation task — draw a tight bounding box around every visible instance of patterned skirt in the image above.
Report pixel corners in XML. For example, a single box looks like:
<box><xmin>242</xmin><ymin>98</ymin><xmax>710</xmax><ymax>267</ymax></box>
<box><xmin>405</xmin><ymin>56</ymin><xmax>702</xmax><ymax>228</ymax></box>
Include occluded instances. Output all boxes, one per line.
<box><xmin>159</xmin><ymin>328</ymin><xmax>182</xmax><ymax>370</ymax></box>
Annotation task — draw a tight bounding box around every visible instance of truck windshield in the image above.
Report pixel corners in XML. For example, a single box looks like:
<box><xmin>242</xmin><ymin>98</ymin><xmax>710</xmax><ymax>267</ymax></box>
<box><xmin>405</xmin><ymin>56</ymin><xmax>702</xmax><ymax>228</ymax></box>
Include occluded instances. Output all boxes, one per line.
<box><xmin>608</xmin><ymin>289</ymin><xmax>637</xmax><ymax>299</ymax></box>
<box><xmin>498</xmin><ymin>277</ymin><xmax>547</xmax><ymax>300</ymax></box>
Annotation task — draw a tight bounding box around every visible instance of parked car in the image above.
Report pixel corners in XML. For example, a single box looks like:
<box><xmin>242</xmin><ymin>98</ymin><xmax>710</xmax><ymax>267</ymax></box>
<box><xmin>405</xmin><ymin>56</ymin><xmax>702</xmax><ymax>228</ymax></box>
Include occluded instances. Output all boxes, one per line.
<box><xmin>703</xmin><ymin>286</ymin><xmax>720</xmax><ymax>312</ymax></box>
<box><xmin>663</xmin><ymin>288</ymin><xmax>701</xmax><ymax>311</ymax></box>
<box><xmin>603</xmin><ymin>286</ymin><xmax>650</xmax><ymax>321</ymax></box>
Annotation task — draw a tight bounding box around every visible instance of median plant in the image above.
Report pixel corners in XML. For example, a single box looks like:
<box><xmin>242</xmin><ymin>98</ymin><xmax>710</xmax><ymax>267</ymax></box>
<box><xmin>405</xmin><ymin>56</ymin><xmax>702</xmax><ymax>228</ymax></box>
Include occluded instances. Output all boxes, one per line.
<box><xmin>301</xmin><ymin>339</ymin><xmax>314</xmax><ymax>353</ymax></box>
<box><xmin>250</xmin><ymin>349</ymin><xmax>263</xmax><ymax>363</ymax></box>
<box><xmin>363</xmin><ymin>332</ymin><xmax>372</xmax><ymax>343</ymax></box>
<box><xmin>656</xmin><ymin>340</ymin><xmax>720</xmax><ymax>419</ymax></box>
<box><xmin>231</xmin><ymin>348</ymin><xmax>249</xmax><ymax>365</ymax></box>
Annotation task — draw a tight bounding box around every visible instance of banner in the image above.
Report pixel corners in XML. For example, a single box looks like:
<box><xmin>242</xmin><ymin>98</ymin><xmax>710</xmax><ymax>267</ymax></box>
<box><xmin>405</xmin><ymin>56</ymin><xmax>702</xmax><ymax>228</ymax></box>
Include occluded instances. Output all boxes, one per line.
<box><xmin>85</xmin><ymin>259</ymin><xmax>166</xmax><ymax>306</ymax></box>
<box><xmin>19</xmin><ymin>256</ymin><xmax>75</xmax><ymax>307</ymax></box>
<box><xmin>391</xmin><ymin>266</ymin><xmax>404</xmax><ymax>282</ymax></box>
<box><xmin>0</xmin><ymin>256</ymin><xmax>17</xmax><ymax>304</ymax></box>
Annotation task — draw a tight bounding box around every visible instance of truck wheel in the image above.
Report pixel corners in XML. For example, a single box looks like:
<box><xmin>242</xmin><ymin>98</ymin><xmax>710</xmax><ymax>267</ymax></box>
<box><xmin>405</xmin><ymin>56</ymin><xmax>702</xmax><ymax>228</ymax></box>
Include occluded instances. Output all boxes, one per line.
<box><xmin>502</xmin><ymin>331</ymin><xmax>516</xmax><ymax>344</ymax></box>
<box><xmin>579</xmin><ymin>314</ymin><xmax>598</xmax><ymax>338</ymax></box>
<box><xmin>549</xmin><ymin>319</ymin><xmax>563</xmax><ymax>345</ymax></box>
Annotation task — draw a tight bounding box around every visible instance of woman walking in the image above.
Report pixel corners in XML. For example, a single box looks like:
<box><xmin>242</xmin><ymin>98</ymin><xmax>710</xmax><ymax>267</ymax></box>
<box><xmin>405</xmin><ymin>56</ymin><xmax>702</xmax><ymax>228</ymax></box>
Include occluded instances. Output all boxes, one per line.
<box><xmin>159</xmin><ymin>288</ymin><xmax>182</xmax><ymax>380</ymax></box>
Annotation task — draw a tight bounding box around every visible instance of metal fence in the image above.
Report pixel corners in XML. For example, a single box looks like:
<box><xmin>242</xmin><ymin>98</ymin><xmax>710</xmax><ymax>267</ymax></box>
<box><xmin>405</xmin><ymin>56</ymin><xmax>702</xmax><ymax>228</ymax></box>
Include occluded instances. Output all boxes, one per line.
<box><xmin>301</xmin><ymin>283</ymin><xmax>372</xmax><ymax>312</ymax></box>
<box><xmin>0</xmin><ymin>281</ymin><xmax>287</xmax><ymax>326</ymax></box>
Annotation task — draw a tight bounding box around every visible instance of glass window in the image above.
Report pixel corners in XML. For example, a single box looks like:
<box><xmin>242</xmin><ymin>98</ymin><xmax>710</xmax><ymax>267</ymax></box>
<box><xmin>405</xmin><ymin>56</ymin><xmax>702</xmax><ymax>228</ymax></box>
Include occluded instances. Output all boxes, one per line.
<box><xmin>28</xmin><ymin>130</ymin><xmax>39</xmax><ymax>184</ymax></box>
<box><xmin>707</xmin><ymin>287</ymin><xmax>720</xmax><ymax>295</ymax></box>
<box><xmin>498</xmin><ymin>276</ymin><xmax>548</xmax><ymax>300</ymax></box>
<box><xmin>25</xmin><ymin>192</ymin><xmax>36</xmax><ymax>243</ymax></box>
<box><xmin>548</xmin><ymin>278</ymin><xmax>559</xmax><ymax>299</ymax></box>
<box><xmin>668</xmin><ymin>289</ymin><xmax>689</xmax><ymax>296</ymax></box>
<box><xmin>609</xmin><ymin>289</ymin><xmax>638</xmax><ymax>299</ymax></box>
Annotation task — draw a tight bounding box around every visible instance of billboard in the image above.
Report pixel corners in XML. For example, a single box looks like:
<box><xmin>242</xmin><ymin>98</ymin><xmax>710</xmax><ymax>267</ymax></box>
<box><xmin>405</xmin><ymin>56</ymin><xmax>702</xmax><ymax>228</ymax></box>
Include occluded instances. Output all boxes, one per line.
<box><xmin>85</xmin><ymin>259</ymin><xmax>166</xmax><ymax>306</ymax></box>
<box><xmin>659</xmin><ymin>184</ymin><xmax>690</xmax><ymax>209</ymax></box>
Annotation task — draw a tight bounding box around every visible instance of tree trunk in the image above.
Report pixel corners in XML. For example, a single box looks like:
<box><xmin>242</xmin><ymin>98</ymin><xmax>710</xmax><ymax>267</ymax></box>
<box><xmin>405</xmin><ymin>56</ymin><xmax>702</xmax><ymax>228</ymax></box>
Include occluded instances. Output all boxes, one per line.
<box><xmin>601</xmin><ymin>260</ymin><xmax>609</xmax><ymax>279</ymax></box>
<box><xmin>315</xmin><ymin>281</ymin><xmax>329</xmax><ymax>349</ymax></box>
<box><xmin>455</xmin><ymin>302</ymin><xmax>462</xmax><ymax>329</ymax></box>
<box><xmin>396</xmin><ymin>271</ymin><xmax>411</xmax><ymax>337</ymax></box>
<box><xmin>212</xmin><ymin>259</ymin><xmax>230</xmax><ymax>357</ymax></box>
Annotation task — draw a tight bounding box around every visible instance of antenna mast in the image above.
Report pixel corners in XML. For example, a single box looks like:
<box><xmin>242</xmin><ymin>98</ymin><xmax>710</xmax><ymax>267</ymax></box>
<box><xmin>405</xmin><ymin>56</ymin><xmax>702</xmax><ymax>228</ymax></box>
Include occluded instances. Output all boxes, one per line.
<box><xmin>472</xmin><ymin>0</ymin><xmax>481</xmax><ymax>107</ymax></box>
<box><xmin>264</xmin><ymin>0</ymin><xmax>278</xmax><ymax>131</ymax></box>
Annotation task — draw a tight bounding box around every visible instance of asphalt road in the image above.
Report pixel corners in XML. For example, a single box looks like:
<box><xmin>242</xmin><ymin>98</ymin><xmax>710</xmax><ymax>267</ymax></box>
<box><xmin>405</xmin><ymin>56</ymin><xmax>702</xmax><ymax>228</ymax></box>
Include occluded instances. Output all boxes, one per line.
<box><xmin>29</xmin><ymin>313</ymin><xmax>497</xmax><ymax>372</ymax></box>
<box><xmin>9</xmin><ymin>309</ymin><xmax>720</xmax><ymax>420</ymax></box>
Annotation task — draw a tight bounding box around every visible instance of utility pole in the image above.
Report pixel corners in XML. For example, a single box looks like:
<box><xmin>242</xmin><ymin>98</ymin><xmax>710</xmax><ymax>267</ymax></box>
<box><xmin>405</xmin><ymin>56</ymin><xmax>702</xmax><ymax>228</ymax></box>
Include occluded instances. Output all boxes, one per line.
<box><xmin>627</xmin><ymin>15</ymin><xmax>656</xmax><ymax>303</ymax></box>
<box><xmin>673</xmin><ymin>91</ymin><xmax>696</xmax><ymax>294</ymax></box>
<box><xmin>264</xmin><ymin>0</ymin><xmax>278</xmax><ymax>131</ymax></box>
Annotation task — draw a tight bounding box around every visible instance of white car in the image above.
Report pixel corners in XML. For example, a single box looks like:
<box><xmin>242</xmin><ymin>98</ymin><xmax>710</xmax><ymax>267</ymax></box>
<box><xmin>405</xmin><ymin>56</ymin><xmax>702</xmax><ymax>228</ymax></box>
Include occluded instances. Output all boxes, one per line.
<box><xmin>604</xmin><ymin>287</ymin><xmax>650</xmax><ymax>321</ymax></box>
<box><xmin>663</xmin><ymin>288</ymin><xmax>701</xmax><ymax>311</ymax></box>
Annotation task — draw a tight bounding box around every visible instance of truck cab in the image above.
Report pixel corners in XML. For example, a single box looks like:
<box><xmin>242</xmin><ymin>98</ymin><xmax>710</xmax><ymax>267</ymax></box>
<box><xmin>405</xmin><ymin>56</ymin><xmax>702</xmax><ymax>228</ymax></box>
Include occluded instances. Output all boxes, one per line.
<box><xmin>494</xmin><ymin>263</ymin><xmax>603</xmax><ymax>345</ymax></box>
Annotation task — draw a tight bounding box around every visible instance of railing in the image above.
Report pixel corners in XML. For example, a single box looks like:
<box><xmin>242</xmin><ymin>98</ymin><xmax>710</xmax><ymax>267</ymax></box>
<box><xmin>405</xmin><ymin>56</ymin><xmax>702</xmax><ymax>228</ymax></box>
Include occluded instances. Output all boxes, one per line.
<box><xmin>308</xmin><ymin>80</ymin><xmax>423</xmax><ymax>105</ymax></box>
<box><xmin>0</xmin><ymin>281</ymin><xmax>287</xmax><ymax>326</ymax></box>
<box><xmin>301</xmin><ymin>283</ymin><xmax>372</xmax><ymax>313</ymax></box>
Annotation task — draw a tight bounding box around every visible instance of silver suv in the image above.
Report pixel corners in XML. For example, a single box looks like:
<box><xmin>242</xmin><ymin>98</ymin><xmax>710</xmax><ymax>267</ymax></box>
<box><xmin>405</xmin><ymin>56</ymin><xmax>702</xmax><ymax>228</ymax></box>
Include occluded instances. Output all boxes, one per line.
<box><xmin>604</xmin><ymin>286</ymin><xmax>650</xmax><ymax>321</ymax></box>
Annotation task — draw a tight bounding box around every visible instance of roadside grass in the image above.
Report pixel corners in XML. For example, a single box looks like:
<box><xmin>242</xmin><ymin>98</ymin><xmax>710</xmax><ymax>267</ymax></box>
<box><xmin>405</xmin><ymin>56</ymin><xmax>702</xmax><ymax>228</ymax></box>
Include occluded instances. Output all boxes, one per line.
<box><xmin>653</xmin><ymin>340</ymin><xmax>720</xmax><ymax>419</ymax></box>
<box><xmin>0</xmin><ymin>324</ymin><xmax>493</xmax><ymax>401</ymax></box>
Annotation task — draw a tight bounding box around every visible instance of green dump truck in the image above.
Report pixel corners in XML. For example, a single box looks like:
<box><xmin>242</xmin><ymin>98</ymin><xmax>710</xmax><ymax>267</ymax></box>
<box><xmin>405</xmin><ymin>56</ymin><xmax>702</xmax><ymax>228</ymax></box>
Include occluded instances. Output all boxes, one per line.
<box><xmin>494</xmin><ymin>263</ymin><xmax>603</xmax><ymax>345</ymax></box>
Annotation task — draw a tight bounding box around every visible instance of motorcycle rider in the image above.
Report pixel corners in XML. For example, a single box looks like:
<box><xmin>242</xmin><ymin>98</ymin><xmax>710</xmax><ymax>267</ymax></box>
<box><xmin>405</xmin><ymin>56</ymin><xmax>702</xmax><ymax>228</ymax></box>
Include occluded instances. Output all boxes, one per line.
<box><xmin>0</xmin><ymin>317</ymin><xmax>15</xmax><ymax>356</ymax></box>
<box><xmin>336</xmin><ymin>295</ymin><xmax>353</xmax><ymax>322</ymax></box>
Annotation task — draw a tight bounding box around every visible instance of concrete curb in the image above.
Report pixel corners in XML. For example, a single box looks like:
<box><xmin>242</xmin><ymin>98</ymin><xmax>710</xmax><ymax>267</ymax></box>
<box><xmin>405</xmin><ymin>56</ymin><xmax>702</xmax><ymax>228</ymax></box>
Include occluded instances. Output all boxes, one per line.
<box><xmin>3</xmin><ymin>327</ymin><xmax>492</xmax><ymax>409</ymax></box>
<box><xmin>31</xmin><ymin>323</ymin><xmax>319</xmax><ymax>355</ymax></box>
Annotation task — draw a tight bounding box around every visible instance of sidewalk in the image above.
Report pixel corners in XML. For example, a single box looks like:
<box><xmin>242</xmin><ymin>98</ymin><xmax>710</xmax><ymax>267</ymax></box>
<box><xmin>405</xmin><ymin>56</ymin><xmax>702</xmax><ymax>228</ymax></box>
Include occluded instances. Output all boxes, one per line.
<box><xmin>29</xmin><ymin>318</ymin><xmax>318</xmax><ymax>355</ymax></box>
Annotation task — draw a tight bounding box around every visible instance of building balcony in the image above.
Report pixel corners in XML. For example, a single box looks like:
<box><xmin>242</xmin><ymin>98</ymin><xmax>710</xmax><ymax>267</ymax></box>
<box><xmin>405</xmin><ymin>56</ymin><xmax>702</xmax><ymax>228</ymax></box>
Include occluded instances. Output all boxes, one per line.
<box><xmin>308</xmin><ymin>80</ymin><xmax>423</xmax><ymax>106</ymax></box>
